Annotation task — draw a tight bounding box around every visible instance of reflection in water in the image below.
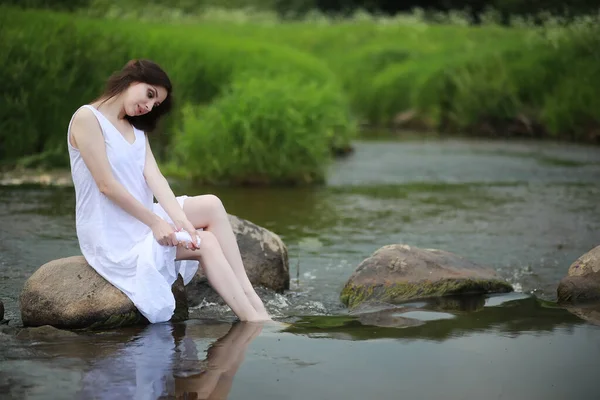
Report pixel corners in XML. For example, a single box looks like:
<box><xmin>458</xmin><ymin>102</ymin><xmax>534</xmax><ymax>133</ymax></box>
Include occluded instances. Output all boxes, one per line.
<box><xmin>566</xmin><ymin>303</ymin><xmax>600</xmax><ymax>326</ymax></box>
<box><xmin>284</xmin><ymin>295</ymin><xmax>586</xmax><ymax>341</ymax></box>
<box><xmin>76</xmin><ymin>321</ymin><xmax>263</xmax><ymax>400</ymax></box>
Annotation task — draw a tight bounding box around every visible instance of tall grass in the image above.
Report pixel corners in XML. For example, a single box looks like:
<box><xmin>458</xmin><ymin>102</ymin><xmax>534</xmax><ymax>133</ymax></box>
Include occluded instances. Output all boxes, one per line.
<box><xmin>169</xmin><ymin>73</ymin><xmax>355</xmax><ymax>185</ymax></box>
<box><xmin>0</xmin><ymin>6</ymin><xmax>352</xmax><ymax>182</ymax></box>
<box><xmin>1</xmin><ymin>4</ymin><xmax>599</xmax><ymax>184</ymax></box>
<box><xmin>230</xmin><ymin>13</ymin><xmax>600</xmax><ymax>139</ymax></box>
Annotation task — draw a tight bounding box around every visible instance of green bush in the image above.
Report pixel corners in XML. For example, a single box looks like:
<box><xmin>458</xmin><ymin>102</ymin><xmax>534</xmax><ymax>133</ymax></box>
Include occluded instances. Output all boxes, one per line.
<box><xmin>0</xmin><ymin>6</ymin><xmax>339</xmax><ymax>170</ymax></box>
<box><xmin>541</xmin><ymin>66</ymin><xmax>600</xmax><ymax>139</ymax></box>
<box><xmin>170</xmin><ymin>74</ymin><xmax>356</xmax><ymax>185</ymax></box>
<box><xmin>285</xmin><ymin>23</ymin><xmax>533</xmax><ymax>129</ymax></box>
<box><xmin>418</xmin><ymin>52</ymin><xmax>524</xmax><ymax>129</ymax></box>
<box><xmin>406</xmin><ymin>23</ymin><xmax>600</xmax><ymax>136</ymax></box>
<box><xmin>0</xmin><ymin>10</ymin><xmax>132</xmax><ymax>165</ymax></box>
<box><xmin>0</xmin><ymin>0</ymin><xmax>91</xmax><ymax>11</ymax></box>
<box><xmin>335</xmin><ymin>44</ymin><xmax>416</xmax><ymax>123</ymax></box>
<box><xmin>538</xmin><ymin>22</ymin><xmax>600</xmax><ymax>138</ymax></box>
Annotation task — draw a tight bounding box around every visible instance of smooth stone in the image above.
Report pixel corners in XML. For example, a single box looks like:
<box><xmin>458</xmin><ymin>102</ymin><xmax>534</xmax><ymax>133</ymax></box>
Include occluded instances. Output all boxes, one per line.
<box><xmin>341</xmin><ymin>244</ymin><xmax>513</xmax><ymax>309</ymax></box>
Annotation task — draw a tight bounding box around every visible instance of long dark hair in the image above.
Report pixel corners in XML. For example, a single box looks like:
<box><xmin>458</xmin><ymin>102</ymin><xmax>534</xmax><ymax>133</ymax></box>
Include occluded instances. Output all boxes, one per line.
<box><xmin>95</xmin><ymin>59</ymin><xmax>173</xmax><ymax>132</ymax></box>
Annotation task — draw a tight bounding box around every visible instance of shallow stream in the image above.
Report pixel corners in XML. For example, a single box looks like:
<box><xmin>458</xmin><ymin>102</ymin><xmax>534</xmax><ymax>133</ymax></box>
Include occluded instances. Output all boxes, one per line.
<box><xmin>1</xmin><ymin>138</ymin><xmax>599</xmax><ymax>399</ymax></box>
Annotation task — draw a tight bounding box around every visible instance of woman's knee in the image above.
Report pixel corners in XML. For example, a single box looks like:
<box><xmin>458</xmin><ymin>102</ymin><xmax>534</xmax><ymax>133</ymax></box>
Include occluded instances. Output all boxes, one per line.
<box><xmin>201</xmin><ymin>194</ymin><xmax>224</xmax><ymax>213</ymax></box>
<box><xmin>190</xmin><ymin>194</ymin><xmax>226</xmax><ymax>220</ymax></box>
<box><xmin>197</xmin><ymin>230</ymin><xmax>220</xmax><ymax>256</ymax></box>
<box><xmin>184</xmin><ymin>194</ymin><xmax>226</xmax><ymax>228</ymax></box>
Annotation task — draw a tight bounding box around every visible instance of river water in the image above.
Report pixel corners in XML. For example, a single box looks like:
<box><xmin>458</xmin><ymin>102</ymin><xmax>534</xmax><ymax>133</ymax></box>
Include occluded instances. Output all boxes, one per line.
<box><xmin>1</xmin><ymin>138</ymin><xmax>600</xmax><ymax>399</ymax></box>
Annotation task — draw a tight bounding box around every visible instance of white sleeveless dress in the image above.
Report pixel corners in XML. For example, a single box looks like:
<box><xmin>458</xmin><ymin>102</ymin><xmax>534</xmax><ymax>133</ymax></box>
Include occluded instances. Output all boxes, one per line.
<box><xmin>67</xmin><ymin>105</ymin><xmax>199</xmax><ymax>323</ymax></box>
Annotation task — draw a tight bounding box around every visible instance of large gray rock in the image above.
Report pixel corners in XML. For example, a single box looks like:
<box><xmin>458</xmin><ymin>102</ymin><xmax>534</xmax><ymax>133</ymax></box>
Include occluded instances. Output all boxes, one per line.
<box><xmin>340</xmin><ymin>244</ymin><xmax>513</xmax><ymax>309</ymax></box>
<box><xmin>186</xmin><ymin>215</ymin><xmax>289</xmax><ymax>306</ymax></box>
<box><xmin>20</xmin><ymin>256</ymin><xmax>188</xmax><ymax>329</ymax></box>
<box><xmin>557</xmin><ymin>245</ymin><xmax>600</xmax><ymax>304</ymax></box>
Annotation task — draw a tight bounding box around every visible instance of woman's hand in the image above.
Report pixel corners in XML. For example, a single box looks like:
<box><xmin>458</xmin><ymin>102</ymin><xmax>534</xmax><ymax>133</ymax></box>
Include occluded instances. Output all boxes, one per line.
<box><xmin>150</xmin><ymin>218</ymin><xmax>178</xmax><ymax>247</ymax></box>
<box><xmin>174</xmin><ymin>218</ymin><xmax>201</xmax><ymax>250</ymax></box>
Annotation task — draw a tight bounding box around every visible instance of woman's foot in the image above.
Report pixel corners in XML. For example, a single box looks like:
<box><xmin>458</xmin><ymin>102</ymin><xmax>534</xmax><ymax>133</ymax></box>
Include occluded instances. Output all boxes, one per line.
<box><xmin>247</xmin><ymin>314</ymin><xmax>272</xmax><ymax>323</ymax></box>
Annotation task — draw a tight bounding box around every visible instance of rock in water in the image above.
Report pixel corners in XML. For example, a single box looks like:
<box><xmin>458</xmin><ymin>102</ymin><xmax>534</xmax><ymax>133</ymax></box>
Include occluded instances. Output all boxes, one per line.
<box><xmin>557</xmin><ymin>245</ymin><xmax>600</xmax><ymax>304</ymax></box>
<box><xmin>565</xmin><ymin>304</ymin><xmax>600</xmax><ymax>326</ymax></box>
<box><xmin>340</xmin><ymin>244</ymin><xmax>513</xmax><ymax>309</ymax></box>
<box><xmin>186</xmin><ymin>215</ymin><xmax>289</xmax><ymax>305</ymax></box>
<box><xmin>20</xmin><ymin>256</ymin><xmax>188</xmax><ymax>329</ymax></box>
<box><xmin>16</xmin><ymin>325</ymin><xmax>79</xmax><ymax>341</ymax></box>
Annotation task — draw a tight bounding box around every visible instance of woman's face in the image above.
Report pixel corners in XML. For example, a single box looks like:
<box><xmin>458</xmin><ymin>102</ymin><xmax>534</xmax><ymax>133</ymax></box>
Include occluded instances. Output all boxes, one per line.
<box><xmin>124</xmin><ymin>82</ymin><xmax>168</xmax><ymax>117</ymax></box>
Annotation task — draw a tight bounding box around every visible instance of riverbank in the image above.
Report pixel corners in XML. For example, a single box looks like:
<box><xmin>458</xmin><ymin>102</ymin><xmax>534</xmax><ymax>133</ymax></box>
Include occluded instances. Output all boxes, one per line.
<box><xmin>0</xmin><ymin>168</ymin><xmax>73</xmax><ymax>187</ymax></box>
<box><xmin>1</xmin><ymin>5</ymin><xmax>599</xmax><ymax>185</ymax></box>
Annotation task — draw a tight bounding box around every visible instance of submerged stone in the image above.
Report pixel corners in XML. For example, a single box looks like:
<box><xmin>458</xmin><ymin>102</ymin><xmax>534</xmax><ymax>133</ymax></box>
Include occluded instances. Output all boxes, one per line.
<box><xmin>16</xmin><ymin>325</ymin><xmax>79</xmax><ymax>341</ymax></box>
<box><xmin>565</xmin><ymin>303</ymin><xmax>600</xmax><ymax>326</ymax></box>
<box><xmin>340</xmin><ymin>244</ymin><xmax>513</xmax><ymax>309</ymax></box>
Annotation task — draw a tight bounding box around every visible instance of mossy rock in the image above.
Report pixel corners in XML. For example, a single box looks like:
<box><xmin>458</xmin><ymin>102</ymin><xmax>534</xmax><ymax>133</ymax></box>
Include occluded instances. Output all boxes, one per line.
<box><xmin>340</xmin><ymin>244</ymin><xmax>513</xmax><ymax>309</ymax></box>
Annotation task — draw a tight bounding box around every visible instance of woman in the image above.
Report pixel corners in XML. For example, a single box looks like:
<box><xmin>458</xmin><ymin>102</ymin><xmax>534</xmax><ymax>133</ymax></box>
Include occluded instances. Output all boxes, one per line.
<box><xmin>67</xmin><ymin>59</ymin><xmax>270</xmax><ymax>323</ymax></box>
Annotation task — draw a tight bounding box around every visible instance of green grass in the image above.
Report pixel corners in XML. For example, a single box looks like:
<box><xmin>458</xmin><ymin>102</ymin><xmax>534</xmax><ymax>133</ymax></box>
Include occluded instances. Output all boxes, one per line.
<box><xmin>1</xmin><ymin>4</ymin><xmax>599</xmax><ymax>185</ymax></box>
<box><xmin>167</xmin><ymin>73</ymin><xmax>355</xmax><ymax>185</ymax></box>
<box><xmin>196</xmin><ymin>14</ymin><xmax>600</xmax><ymax>139</ymax></box>
<box><xmin>0</xmin><ymin>6</ymin><xmax>352</xmax><ymax>185</ymax></box>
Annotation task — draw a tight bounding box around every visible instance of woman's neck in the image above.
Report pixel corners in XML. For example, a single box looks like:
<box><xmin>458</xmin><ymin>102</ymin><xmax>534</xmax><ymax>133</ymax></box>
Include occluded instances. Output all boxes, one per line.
<box><xmin>93</xmin><ymin>95</ymin><xmax>127</xmax><ymax>120</ymax></box>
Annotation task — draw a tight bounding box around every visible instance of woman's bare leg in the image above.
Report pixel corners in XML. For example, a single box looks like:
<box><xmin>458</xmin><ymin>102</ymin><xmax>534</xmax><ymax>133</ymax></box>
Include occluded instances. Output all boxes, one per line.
<box><xmin>183</xmin><ymin>195</ymin><xmax>270</xmax><ymax>319</ymax></box>
<box><xmin>176</xmin><ymin>230</ymin><xmax>262</xmax><ymax>322</ymax></box>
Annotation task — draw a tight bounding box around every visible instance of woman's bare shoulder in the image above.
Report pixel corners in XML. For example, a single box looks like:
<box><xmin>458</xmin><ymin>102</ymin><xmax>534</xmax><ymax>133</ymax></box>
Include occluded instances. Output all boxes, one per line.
<box><xmin>70</xmin><ymin>107</ymin><xmax>102</xmax><ymax>148</ymax></box>
<box><xmin>71</xmin><ymin>106</ymin><xmax>105</xmax><ymax>137</ymax></box>
<box><xmin>71</xmin><ymin>106</ymin><xmax>97</xmax><ymax>127</ymax></box>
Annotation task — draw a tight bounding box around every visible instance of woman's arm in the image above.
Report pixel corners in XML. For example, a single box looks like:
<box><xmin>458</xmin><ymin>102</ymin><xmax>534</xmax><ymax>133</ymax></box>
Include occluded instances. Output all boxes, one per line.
<box><xmin>142</xmin><ymin>134</ymin><xmax>199</xmax><ymax>246</ymax></box>
<box><xmin>71</xmin><ymin>108</ymin><xmax>177</xmax><ymax>246</ymax></box>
